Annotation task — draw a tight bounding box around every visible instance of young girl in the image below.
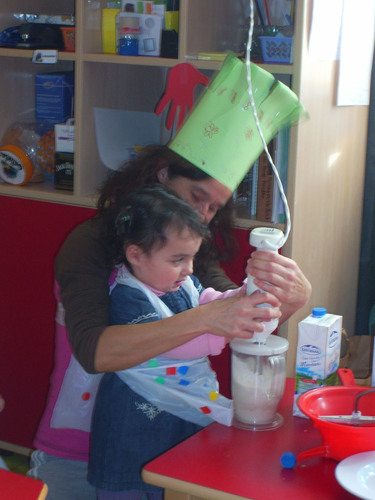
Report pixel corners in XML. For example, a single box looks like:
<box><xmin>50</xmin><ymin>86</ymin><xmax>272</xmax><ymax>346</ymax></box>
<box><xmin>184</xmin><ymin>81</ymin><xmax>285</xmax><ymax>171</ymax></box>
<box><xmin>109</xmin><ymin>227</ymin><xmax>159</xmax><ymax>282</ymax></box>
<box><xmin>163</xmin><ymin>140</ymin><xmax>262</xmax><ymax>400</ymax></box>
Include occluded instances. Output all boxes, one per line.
<box><xmin>88</xmin><ymin>186</ymin><xmax>249</xmax><ymax>499</ymax></box>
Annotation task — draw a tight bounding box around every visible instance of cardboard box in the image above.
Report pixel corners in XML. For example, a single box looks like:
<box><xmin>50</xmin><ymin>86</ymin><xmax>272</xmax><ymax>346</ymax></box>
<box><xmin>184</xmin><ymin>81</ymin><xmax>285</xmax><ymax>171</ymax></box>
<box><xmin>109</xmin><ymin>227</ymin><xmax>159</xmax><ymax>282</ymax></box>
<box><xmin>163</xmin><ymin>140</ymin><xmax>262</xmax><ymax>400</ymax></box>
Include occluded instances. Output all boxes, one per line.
<box><xmin>35</xmin><ymin>72</ymin><xmax>74</xmax><ymax>124</ymax></box>
<box><xmin>293</xmin><ymin>309</ymin><xmax>342</xmax><ymax>417</ymax></box>
<box><xmin>54</xmin><ymin>120</ymin><xmax>74</xmax><ymax>153</ymax></box>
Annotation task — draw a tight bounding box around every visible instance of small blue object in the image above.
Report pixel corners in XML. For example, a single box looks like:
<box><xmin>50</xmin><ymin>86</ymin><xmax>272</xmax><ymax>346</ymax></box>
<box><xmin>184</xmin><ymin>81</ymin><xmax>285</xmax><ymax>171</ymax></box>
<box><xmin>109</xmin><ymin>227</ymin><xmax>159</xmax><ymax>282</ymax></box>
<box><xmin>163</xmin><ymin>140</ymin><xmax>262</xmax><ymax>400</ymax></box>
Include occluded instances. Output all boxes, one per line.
<box><xmin>312</xmin><ymin>307</ymin><xmax>327</xmax><ymax>318</ymax></box>
<box><xmin>280</xmin><ymin>452</ymin><xmax>297</xmax><ymax>469</ymax></box>
<box><xmin>179</xmin><ymin>379</ymin><xmax>190</xmax><ymax>386</ymax></box>
<box><xmin>118</xmin><ymin>37</ymin><xmax>138</xmax><ymax>56</ymax></box>
<box><xmin>177</xmin><ymin>365</ymin><xmax>189</xmax><ymax>376</ymax></box>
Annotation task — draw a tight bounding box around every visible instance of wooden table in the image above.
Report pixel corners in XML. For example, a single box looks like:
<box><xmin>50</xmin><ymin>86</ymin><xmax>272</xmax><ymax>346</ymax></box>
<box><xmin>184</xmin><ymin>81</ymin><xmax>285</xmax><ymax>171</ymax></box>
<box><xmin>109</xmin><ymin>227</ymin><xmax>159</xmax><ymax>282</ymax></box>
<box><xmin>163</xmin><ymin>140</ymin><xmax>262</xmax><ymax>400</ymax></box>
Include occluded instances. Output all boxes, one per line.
<box><xmin>142</xmin><ymin>379</ymin><xmax>359</xmax><ymax>499</ymax></box>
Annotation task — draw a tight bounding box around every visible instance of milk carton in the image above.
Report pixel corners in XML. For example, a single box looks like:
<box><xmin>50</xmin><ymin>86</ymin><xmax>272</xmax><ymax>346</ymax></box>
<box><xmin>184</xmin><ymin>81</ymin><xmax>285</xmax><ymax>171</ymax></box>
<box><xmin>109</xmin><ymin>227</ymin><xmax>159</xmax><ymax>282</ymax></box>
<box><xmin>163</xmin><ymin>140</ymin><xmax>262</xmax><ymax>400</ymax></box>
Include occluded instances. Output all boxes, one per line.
<box><xmin>293</xmin><ymin>307</ymin><xmax>342</xmax><ymax>417</ymax></box>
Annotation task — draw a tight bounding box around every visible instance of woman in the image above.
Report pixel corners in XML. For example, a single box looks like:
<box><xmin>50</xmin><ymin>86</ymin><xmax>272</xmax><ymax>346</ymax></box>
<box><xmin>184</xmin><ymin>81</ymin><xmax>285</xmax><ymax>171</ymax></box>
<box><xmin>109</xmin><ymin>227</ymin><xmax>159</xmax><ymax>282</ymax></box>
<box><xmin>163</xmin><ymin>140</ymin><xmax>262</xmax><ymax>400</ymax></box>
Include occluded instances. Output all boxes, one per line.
<box><xmin>29</xmin><ymin>146</ymin><xmax>311</xmax><ymax>500</ymax></box>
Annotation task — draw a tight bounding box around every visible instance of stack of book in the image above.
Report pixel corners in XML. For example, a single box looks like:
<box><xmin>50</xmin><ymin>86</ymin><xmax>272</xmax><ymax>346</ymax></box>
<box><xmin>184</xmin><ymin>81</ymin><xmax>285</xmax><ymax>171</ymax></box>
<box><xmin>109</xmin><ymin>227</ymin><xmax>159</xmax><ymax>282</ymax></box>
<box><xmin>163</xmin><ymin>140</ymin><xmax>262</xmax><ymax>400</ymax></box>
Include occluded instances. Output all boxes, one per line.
<box><xmin>233</xmin><ymin>129</ymin><xmax>289</xmax><ymax>224</ymax></box>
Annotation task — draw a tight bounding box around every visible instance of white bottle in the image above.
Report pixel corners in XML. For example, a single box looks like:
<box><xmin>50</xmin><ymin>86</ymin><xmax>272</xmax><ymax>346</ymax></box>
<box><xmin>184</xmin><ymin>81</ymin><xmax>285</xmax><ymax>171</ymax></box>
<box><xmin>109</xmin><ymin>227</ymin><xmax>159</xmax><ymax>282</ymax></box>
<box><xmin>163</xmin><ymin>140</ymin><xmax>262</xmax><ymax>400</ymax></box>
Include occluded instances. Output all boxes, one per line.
<box><xmin>247</xmin><ymin>227</ymin><xmax>284</xmax><ymax>343</ymax></box>
<box><xmin>293</xmin><ymin>307</ymin><xmax>343</xmax><ymax>417</ymax></box>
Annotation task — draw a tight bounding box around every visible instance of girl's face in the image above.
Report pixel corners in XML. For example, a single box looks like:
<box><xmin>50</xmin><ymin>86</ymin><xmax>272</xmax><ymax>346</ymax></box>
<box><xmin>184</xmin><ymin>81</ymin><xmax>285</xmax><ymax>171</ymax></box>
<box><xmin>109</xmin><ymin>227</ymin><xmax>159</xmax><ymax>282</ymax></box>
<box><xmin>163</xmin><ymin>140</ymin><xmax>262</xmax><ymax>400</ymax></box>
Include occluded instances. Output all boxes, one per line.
<box><xmin>158</xmin><ymin>170</ymin><xmax>232</xmax><ymax>224</ymax></box>
<box><xmin>126</xmin><ymin>227</ymin><xmax>202</xmax><ymax>293</ymax></box>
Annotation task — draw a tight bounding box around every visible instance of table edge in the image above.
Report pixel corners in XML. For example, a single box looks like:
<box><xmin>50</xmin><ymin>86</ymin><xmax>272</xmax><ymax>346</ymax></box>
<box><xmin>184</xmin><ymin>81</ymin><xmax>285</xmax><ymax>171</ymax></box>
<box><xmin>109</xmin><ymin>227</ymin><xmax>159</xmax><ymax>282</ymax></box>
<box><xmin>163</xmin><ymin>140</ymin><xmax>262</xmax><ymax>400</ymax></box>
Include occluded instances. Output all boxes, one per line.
<box><xmin>142</xmin><ymin>469</ymin><xmax>251</xmax><ymax>500</ymax></box>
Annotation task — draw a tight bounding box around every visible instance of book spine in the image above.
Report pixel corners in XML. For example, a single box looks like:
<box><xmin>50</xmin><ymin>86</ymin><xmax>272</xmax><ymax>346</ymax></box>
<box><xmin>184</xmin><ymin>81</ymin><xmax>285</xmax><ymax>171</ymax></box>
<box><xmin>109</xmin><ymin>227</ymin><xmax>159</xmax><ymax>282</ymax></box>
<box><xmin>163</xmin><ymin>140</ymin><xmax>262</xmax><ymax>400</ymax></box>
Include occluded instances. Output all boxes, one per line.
<box><xmin>256</xmin><ymin>140</ymin><xmax>275</xmax><ymax>222</ymax></box>
<box><xmin>272</xmin><ymin>128</ymin><xmax>290</xmax><ymax>223</ymax></box>
<box><xmin>251</xmin><ymin>159</ymin><xmax>258</xmax><ymax>217</ymax></box>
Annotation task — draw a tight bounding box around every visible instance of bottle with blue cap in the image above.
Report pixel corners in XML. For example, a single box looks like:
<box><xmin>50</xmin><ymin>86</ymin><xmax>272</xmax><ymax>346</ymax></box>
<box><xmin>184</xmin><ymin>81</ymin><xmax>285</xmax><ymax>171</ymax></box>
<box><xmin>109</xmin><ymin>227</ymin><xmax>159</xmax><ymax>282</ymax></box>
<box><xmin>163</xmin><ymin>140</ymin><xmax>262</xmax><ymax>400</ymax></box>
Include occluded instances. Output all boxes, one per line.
<box><xmin>311</xmin><ymin>307</ymin><xmax>327</xmax><ymax>318</ymax></box>
<box><xmin>292</xmin><ymin>307</ymin><xmax>343</xmax><ymax>417</ymax></box>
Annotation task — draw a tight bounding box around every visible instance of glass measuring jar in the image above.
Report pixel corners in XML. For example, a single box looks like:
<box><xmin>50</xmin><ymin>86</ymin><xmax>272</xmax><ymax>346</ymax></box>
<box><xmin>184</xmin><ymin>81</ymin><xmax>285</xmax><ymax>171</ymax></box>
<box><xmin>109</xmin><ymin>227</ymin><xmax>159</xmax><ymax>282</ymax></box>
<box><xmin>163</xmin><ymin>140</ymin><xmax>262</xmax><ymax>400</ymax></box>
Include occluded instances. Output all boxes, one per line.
<box><xmin>230</xmin><ymin>335</ymin><xmax>288</xmax><ymax>430</ymax></box>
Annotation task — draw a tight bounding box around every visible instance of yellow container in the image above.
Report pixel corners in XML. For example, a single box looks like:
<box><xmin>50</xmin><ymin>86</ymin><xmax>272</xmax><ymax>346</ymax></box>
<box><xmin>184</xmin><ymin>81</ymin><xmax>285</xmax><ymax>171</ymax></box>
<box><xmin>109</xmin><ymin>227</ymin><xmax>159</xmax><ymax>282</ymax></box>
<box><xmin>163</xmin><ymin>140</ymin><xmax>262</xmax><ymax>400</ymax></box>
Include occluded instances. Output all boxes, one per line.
<box><xmin>102</xmin><ymin>8</ymin><xmax>121</xmax><ymax>54</ymax></box>
<box><xmin>165</xmin><ymin>10</ymin><xmax>179</xmax><ymax>33</ymax></box>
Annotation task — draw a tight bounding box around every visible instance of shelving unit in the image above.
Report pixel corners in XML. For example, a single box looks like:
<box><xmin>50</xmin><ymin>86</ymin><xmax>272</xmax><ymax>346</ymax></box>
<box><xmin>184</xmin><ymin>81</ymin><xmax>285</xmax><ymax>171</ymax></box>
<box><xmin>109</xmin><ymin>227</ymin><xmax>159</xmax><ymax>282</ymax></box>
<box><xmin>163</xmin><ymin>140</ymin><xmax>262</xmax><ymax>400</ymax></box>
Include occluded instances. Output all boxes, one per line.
<box><xmin>0</xmin><ymin>0</ymin><xmax>369</xmax><ymax>377</ymax></box>
<box><xmin>0</xmin><ymin>0</ymin><xmax>295</xmax><ymax>207</ymax></box>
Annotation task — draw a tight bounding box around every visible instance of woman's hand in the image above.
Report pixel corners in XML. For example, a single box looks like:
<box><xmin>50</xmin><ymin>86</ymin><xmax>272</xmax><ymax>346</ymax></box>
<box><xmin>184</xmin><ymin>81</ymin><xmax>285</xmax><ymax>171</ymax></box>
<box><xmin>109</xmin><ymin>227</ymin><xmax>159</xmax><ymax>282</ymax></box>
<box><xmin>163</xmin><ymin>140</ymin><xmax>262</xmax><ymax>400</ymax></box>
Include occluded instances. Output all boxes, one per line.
<box><xmin>245</xmin><ymin>250</ymin><xmax>312</xmax><ymax>324</ymax></box>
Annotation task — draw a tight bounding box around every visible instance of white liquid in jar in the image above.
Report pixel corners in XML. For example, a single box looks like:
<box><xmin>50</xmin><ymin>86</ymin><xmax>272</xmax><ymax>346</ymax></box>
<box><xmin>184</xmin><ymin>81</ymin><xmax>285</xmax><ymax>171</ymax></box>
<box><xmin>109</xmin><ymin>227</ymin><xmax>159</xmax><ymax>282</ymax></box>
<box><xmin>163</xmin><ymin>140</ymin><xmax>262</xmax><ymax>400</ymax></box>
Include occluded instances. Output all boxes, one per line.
<box><xmin>231</xmin><ymin>354</ymin><xmax>285</xmax><ymax>425</ymax></box>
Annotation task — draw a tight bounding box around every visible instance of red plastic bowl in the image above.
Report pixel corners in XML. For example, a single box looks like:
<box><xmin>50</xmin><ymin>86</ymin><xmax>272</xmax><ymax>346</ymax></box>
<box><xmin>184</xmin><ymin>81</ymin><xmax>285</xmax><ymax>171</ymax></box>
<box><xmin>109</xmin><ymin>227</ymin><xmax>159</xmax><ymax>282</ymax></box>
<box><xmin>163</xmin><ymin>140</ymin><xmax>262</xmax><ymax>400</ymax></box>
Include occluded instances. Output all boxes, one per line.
<box><xmin>297</xmin><ymin>385</ymin><xmax>375</xmax><ymax>461</ymax></box>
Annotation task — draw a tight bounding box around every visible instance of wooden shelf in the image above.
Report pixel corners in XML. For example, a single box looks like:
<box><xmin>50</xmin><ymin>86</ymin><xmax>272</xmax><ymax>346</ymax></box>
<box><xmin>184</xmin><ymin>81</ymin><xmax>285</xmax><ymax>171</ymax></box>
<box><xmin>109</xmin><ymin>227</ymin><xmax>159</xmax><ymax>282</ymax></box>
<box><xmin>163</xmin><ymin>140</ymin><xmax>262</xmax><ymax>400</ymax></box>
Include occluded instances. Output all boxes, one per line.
<box><xmin>1</xmin><ymin>0</ymin><xmax>272</xmax><ymax>208</ymax></box>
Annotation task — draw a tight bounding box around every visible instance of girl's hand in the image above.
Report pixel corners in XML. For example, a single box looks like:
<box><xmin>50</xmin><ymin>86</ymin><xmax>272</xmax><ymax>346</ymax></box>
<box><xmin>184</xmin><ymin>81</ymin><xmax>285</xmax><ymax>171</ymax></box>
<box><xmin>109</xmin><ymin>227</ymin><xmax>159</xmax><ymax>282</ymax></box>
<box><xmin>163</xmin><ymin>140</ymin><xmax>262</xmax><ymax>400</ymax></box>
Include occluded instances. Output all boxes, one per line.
<box><xmin>203</xmin><ymin>287</ymin><xmax>281</xmax><ymax>341</ymax></box>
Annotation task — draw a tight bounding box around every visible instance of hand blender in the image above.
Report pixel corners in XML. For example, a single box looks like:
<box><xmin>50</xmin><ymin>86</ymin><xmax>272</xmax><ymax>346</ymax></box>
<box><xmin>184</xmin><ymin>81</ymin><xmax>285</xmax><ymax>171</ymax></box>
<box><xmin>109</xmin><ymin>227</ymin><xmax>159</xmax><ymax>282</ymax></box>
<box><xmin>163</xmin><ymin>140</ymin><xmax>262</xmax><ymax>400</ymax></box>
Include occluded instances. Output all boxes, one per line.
<box><xmin>247</xmin><ymin>227</ymin><xmax>285</xmax><ymax>343</ymax></box>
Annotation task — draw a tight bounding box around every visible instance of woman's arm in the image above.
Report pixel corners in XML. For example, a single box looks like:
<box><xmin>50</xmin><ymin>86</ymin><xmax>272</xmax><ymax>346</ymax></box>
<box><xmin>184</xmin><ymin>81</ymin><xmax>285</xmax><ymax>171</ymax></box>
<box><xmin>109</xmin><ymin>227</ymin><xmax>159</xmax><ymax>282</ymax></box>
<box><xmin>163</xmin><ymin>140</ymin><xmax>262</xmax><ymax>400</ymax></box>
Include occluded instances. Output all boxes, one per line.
<box><xmin>195</xmin><ymin>258</ymin><xmax>237</xmax><ymax>291</ymax></box>
<box><xmin>94</xmin><ymin>289</ymin><xmax>281</xmax><ymax>372</ymax></box>
<box><xmin>55</xmin><ymin>218</ymin><xmax>113</xmax><ymax>373</ymax></box>
<box><xmin>97</xmin><ymin>251</ymin><xmax>310</xmax><ymax>373</ymax></box>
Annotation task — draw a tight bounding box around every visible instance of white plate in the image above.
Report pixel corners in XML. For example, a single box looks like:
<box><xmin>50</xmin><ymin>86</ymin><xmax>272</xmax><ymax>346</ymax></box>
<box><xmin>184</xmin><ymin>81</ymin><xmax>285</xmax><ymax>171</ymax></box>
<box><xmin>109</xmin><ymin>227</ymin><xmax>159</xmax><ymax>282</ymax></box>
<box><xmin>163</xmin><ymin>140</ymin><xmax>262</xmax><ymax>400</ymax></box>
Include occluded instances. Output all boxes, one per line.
<box><xmin>335</xmin><ymin>451</ymin><xmax>375</xmax><ymax>500</ymax></box>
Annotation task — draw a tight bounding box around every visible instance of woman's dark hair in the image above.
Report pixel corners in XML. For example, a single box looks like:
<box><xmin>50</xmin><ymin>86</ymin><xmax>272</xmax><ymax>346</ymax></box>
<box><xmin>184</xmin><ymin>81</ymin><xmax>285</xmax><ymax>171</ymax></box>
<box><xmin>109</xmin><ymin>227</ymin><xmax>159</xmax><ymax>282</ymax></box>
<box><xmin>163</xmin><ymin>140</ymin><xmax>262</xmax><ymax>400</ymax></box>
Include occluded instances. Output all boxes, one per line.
<box><xmin>97</xmin><ymin>145</ymin><xmax>237</xmax><ymax>267</ymax></box>
<box><xmin>114</xmin><ymin>185</ymin><xmax>210</xmax><ymax>267</ymax></box>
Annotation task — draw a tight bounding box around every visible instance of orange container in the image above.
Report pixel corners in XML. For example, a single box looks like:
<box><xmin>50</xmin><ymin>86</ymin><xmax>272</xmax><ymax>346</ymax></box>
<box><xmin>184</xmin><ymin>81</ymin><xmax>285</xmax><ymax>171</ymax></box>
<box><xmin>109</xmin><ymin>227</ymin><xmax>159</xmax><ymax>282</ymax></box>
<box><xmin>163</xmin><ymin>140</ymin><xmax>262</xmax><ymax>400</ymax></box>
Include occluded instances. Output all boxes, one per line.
<box><xmin>60</xmin><ymin>26</ymin><xmax>75</xmax><ymax>52</ymax></box>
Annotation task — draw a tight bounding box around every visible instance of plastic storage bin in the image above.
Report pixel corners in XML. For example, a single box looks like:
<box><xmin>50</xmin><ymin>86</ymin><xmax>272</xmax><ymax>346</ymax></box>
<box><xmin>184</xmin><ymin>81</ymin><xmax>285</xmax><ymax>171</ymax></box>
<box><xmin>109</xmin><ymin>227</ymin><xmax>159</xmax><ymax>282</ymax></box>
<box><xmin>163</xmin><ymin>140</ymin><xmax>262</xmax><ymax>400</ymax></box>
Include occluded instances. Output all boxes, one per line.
<box><xmin>259</xmin><ymin>36</ymin><xmax>293</xmax><ymax>63</ymax></box>
<box><xmin>0</xmin><ymin>122</ymin><xmax>55</xmax><ymax>185</ymax></box>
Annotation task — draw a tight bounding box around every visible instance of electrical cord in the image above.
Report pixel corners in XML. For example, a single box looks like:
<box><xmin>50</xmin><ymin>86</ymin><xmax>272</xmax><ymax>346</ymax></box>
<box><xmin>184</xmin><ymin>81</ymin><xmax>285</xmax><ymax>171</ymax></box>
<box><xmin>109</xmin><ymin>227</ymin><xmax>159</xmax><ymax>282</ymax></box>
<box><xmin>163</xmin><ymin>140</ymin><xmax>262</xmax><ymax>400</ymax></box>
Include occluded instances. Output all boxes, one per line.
<box><xmin>245</xmin><ymin>0</ymin><xmax>291</xmax><ymax>247</ymax></box>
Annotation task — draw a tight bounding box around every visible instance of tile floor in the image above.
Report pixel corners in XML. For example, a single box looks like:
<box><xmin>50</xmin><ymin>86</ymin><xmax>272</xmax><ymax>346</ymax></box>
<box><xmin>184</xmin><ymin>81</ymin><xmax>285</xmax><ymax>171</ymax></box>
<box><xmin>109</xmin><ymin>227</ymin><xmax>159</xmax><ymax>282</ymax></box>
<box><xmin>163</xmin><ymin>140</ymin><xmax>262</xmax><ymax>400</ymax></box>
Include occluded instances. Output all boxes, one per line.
<box><xmin>0</xmin><ymin>450</ymin><xmax>30</xmax><ymax>475</ymax></box>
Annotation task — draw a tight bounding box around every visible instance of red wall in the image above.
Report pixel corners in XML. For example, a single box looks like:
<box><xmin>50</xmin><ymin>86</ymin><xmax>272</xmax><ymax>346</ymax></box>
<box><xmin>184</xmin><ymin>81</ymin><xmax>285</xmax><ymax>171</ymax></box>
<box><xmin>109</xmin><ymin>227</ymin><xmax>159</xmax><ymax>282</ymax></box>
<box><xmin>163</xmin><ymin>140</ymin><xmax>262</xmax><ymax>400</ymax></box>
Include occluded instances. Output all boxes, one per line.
<box><xmin>0</xmin><ymin>195</ymin><xmax>250</xmax><ymax>448</ymax></box>
<box><xmin>0</xmin><ymin>196</ymin><xmax>95</xmax><ymax>448</ymax></box>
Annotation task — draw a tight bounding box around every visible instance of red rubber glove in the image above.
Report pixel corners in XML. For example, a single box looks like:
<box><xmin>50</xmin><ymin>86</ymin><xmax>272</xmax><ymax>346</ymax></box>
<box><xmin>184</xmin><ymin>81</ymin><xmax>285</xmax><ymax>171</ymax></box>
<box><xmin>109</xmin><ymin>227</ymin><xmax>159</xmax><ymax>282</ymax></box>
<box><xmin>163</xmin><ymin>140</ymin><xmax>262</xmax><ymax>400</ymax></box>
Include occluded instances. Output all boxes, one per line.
<box><xmin>155</xmin><ymin>63</ymin><xmax>209</xmax><ymax>130</ymax></box>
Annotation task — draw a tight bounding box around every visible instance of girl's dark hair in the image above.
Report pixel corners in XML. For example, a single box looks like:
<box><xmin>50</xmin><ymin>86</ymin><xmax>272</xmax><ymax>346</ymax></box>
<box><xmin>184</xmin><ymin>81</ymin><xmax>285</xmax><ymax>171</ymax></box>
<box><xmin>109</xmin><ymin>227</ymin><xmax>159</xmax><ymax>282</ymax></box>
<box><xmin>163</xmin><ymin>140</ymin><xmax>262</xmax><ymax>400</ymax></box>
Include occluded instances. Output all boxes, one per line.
<box><xmin>114</xmin><ymin>185</ymin><xmax>210</xmax><ymax>267</ymax></box>
<box><xmin>97</xmin><ymin>145</ymin><xmax>237</xmax><ymax>267</ymax></box>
